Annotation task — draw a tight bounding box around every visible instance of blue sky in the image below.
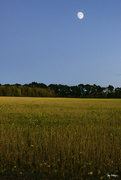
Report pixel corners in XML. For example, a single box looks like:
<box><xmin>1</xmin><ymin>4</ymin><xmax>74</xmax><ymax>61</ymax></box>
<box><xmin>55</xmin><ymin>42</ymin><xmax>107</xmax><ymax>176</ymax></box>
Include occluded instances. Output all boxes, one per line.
<box><xmin>0</xmin><ymin>0</ymin><xmax>121</xmax><ymax>87</ymax></box>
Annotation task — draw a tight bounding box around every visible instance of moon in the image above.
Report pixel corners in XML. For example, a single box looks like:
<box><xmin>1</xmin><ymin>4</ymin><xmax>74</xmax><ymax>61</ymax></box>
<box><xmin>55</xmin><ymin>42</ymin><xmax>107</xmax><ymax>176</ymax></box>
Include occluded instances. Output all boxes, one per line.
<box><xmin>77</xmin><ymin>12</ymin><xmax>84</xmax><ymax>19</ymax></box>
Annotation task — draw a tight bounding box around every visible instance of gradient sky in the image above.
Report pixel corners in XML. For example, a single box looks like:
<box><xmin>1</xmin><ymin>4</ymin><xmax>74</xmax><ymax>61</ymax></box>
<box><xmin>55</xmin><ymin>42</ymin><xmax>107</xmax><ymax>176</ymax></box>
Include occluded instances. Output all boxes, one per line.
<box><xmin>0</xmin><ymin>0</ymin><xmax>121</xmax><ymax>87</ymax></box>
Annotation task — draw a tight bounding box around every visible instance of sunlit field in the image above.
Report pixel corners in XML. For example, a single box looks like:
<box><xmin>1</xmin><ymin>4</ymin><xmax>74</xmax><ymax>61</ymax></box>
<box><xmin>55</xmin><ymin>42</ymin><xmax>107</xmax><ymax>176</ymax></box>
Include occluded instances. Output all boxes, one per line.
<box><xmin>0</xmin><ymin>97</ymin><xmax>121</xmax><ymax>179</ymax></box>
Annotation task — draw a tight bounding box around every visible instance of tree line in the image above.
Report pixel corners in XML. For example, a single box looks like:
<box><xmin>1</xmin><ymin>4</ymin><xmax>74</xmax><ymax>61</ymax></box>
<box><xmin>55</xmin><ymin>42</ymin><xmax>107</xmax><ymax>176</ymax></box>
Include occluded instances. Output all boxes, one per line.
<box><xmin>0</xmin><ymin>82</ymin><xmax>121</xmax><ymax>98</ymax></box>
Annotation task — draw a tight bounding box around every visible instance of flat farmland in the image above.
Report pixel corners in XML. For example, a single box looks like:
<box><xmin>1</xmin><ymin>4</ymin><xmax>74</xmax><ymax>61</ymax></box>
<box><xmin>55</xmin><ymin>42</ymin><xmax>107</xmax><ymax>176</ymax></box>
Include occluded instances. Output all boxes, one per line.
<box><xmin>0</xmin><ymin>97</ymin><xmax>121</xmax><ymax>179</ymax></box>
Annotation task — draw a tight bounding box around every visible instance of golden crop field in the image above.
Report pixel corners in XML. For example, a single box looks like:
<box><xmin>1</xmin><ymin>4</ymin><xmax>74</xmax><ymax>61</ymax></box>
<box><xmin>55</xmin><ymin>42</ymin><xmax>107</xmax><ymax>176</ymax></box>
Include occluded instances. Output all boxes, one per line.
<box><xmin>0</xmin><ymin>97</ymin><xmax>121</xmax><ymax>179</ymax></box>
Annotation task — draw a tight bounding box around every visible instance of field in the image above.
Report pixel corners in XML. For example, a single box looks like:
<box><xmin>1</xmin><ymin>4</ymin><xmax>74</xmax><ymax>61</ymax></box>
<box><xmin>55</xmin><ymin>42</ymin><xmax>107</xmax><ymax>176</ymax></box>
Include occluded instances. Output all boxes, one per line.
<box><xmin>0</xmin><ymin>97</ymin><xmax>121</xmax><ymax>179</ymax></box>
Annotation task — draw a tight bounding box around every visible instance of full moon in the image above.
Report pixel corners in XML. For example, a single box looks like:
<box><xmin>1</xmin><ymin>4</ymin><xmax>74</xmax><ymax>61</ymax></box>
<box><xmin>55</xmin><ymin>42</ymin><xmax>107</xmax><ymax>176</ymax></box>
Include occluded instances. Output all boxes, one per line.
<box><xmin>77</xmin><ymin>12</ymin><xmax>84</xmax><ymax>19</ymax></box>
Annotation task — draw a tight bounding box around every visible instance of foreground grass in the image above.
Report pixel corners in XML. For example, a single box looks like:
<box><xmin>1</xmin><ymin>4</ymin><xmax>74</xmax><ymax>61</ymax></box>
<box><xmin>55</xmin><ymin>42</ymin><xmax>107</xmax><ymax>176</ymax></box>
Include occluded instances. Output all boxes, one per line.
<box><xmin>0</xmin><ymin>97</ymin><xmax>121</xmax><ymax>179</ymax></box>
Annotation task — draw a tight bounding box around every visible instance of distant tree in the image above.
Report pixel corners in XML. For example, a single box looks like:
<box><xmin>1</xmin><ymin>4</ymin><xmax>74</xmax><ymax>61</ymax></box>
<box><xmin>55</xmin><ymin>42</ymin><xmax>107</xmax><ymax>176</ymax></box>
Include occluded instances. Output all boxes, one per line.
<box><xmin>1</xmin><ymin>85</ymin><xmax>11</xmax><ymax>96</ymax></box>
<box><xmin>57</xmin><ymin>84</ymin><xmax>70</xmax><ymax>97</ymax></box>
<box><xmin>115</xmin><ymin>87</ymin><xmax>121</xmax><ymax>98</ymax></box>
<box><xmin>107</xmin><ymin>85</ymin><xmax>114</xmax><ymax>98</ymax></box>
<box><xmin>0</xmin><ymin>86</ymin><xmax>3</xmax><ymax>96</ymax></box>
<box><xmin>108</xmin><ymin>85</ymin><xmax>114</xmax><ymax>93</ymax></box>
<box><xmin>31</xmin><ymin>88</ymin><xmax>35</xmax><ymax>97</ymax></box>
<box><xmin>15</xmin><ymin>83</ymin><xmax>21</xmax><ymax>87</ymax></box>
<box><xmin>27</xmin><ymin>87</ymin><xmax>32</xmax><ymax>97</ymax></box>
<box><xmin>4</xmin><ymin>84</ymin><xmax>10</xmax><ymax>86</ymax></box>
<box><xmin>70</xmin><ymin>86</ymin><xmax>80</xmax><ymax>97</ymax></box>
<box><xmin>38</xmin><ymin>83</ymin><xmax>47</xmax><ymax>89</ymax></box>
<box><xmin>83</xmin><ymin>84</ymin><xmax>91</xmax><ymax>96</ymax></box>
<box><xmin>24</xmin><ymin>87</ymin><xmax>30</xmax><ymax>96</ymax></box>
<box><xmin>91</xmin><ymin>84</ymin><xmax>97</xmax><ymax>96</ymax></box>
<box><xmin>15</xmin><ymin>88</ymin><xmax>21</xmax><ymax>96</ymax></box>
<box><xmin>48</xmin><ymin>84</ymin><xmax>59</xmax><ymax>95</ymax></box>
<box><xmin>28</xmin><ymin>82</ymin><xmax>38</xmax><ymax>88</ymax></box>
<box><xmin>20</xmin><ymin>86</ymin><xmax>25</xmax><ymax>96</ymax></box>
<box><xmin>78</xmin><ymin>84</ymin><xmax>84</xmax><ymax>93</ymax></box>
<box><xmin>2</xmin><ymin>86</ymin><xmax>7</xmax><ymax>96</ymax></box>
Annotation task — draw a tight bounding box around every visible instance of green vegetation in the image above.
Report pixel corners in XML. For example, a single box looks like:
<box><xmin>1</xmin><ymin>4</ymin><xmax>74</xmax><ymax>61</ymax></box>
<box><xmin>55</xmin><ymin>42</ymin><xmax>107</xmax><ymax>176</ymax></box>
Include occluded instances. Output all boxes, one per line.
<box><xmin>0</xmin><ymin>97</ymin><xmax>121</xmax><ymax>179</ymax></box>
<box><xmin>0</xmin><ymin>82</ymin><xmax>121</xmax><ymax>98</ymax></box>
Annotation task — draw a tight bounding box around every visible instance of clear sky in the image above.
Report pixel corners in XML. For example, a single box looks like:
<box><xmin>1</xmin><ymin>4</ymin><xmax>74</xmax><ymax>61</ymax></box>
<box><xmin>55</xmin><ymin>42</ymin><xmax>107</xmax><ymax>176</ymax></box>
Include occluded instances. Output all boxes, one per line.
<box><xmin>0</xmin><ymin>0</ymin><xmax>121</xmax><ymax>87</ymax></box>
